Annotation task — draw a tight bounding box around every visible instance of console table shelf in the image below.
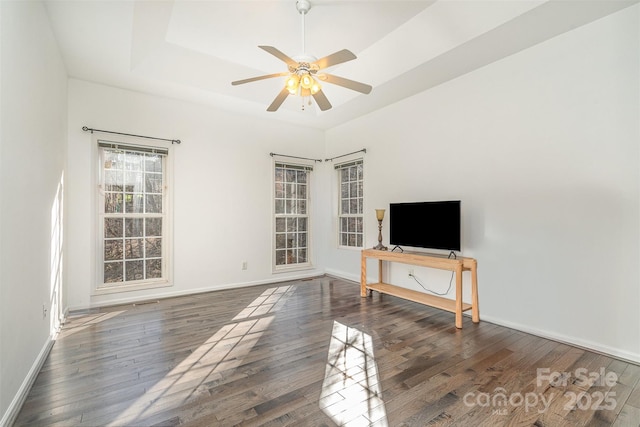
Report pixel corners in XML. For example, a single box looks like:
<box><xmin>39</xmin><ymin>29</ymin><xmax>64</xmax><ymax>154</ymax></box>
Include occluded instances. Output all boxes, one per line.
<box><xmin>361</xmin><ymin>249</ymin><xmax>479</xmax><ymax>328</ymax></box>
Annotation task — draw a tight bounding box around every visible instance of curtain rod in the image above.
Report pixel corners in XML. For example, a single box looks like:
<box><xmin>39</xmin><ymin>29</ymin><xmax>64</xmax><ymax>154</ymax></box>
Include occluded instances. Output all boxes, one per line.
<box><xmin>82</xmin><ymin>126</ymin><xmax>181</xmax><ymax>145</ymax></box>
<box><xmin>325</xmin><ymin>148</ymin><xmax>366</xmax><ymax>162</ymax></box>
<box><xmin>270</xmin><ymin>152</ymin><xmax>322</xmax><ymax>163</ymax></box>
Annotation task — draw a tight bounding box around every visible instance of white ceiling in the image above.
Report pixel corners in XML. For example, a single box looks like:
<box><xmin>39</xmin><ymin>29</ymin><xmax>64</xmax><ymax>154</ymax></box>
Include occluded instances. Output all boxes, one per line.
<box><xmin>44</xmin><ymin>0</ymin><xmax>637</xmax><ymax>130</ymax></box>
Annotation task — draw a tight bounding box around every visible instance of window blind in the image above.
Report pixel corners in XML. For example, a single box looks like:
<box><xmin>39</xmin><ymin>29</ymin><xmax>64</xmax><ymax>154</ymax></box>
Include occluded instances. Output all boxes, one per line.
<box><xmin>98</xmin><ymin>141</ymin><xmax>168</xmax><ymax>155</ymax></box>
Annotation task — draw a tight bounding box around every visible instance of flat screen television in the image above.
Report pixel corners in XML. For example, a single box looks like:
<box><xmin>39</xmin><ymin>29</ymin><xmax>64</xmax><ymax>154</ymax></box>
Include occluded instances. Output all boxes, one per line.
<box><xmin>389</xmin><ymin>201</ymin><xmax>461</xmax><ymax>251</ymax></box>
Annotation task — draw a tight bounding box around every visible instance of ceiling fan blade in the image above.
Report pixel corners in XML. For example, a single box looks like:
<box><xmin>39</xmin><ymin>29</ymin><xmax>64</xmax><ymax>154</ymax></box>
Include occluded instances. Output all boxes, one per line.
<box><xmin>313</xmin><ymin>49</ymin><xmax>357</xmax><ymax>70</ymax></box>
<box><xmin>232</xmin><ymin>72</ymin><xmax>288</xmax><ymax>86</ymax></box>
<box><xmin>267</xmin><ymin>88</ymin><xmax>290</xmax><ymax>112</ymax></box>
<box><xmin>259</xmin><ymin>46</ymin><xmax>297</xmax><ymax>67</ymax></box>
<box><xmin>312</xmin><ymin>90</ymin><xmax>332</xmax><ymax>111</ymax></box>
<box><xmin>320</xmin><ymin>74</ymin><xmax>372</xmax><ymax>94</ymax></box>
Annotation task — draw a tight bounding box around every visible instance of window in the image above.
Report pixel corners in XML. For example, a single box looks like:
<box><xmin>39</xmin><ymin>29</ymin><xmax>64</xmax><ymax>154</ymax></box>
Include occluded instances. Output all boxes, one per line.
<box><xmin>337</xmin><ymin>160</ymin><xmax>364</xmax><ymax>248</ymax></box>
<box><xmin>98</xmin><ymin>141</ymin><xmax>169</xmax><ymax>289</ymax></box>
<box><xmin>274</xmin><ymin>162</ymin><xmax>311</xmax><ymax>270</ymax></box>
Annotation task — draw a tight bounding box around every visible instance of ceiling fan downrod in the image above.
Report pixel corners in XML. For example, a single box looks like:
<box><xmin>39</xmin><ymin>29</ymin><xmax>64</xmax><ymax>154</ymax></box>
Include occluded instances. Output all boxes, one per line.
<box><xmin>296</xmin><ymin>0</ymin><xmax>311</xmax><ymax>55</ymax></box>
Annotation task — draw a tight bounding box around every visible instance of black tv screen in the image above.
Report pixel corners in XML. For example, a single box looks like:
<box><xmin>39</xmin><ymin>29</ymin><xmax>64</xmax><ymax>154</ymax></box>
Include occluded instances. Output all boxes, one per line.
<box><xmin>389</xmin><ymin>201</ymin><xmax>461</xmax><ymax>251</ymax></box>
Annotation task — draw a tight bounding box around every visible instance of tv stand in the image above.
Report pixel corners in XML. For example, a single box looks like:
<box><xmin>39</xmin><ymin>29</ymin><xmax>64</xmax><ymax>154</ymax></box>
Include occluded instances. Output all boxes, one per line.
<box><xmin>361</xmin><ymin>249</ymin><xmax>479</xmax><ymax>328</ymax></box>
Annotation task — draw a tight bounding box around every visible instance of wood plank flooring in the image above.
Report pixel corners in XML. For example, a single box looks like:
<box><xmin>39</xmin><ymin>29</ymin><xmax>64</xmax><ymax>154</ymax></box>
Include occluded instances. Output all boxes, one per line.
<box><xmin>13</xmin><ymin>276</ymin><xmax>640</xmax><ymax>426</ymax></box>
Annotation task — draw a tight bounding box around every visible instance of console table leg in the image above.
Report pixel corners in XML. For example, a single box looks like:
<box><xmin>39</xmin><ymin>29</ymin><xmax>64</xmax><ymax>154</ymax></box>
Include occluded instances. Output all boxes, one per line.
<box><xmin>471</xmin><ymin>263</ymin><xmax>480</xmax><ymax>323</ymax></box>
<box><xmin>455</xmin><ymin>265</ymin><xmax>463</xmax><ymax>329</ymax></box>
<box><xmin>360</xmin><ymin>251</ymin><xmax>367</xmax><ymax>297</ymax></box>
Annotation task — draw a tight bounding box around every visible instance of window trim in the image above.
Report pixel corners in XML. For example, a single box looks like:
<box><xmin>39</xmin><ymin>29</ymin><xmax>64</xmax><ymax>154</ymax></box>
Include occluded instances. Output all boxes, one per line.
<box><xmin>93</xmin><ymin>138</ymin><xmax>174</xmax><ymax>295</ymax></box>
<box><xmin>336</xmin><ymin>158</ymin><xmax>364</xmax><ymax>250</ymax></box>
<box><xmin>272</xmin><ymin>160</ymin><xmax>313</xmax><ymax>273</ymax></box>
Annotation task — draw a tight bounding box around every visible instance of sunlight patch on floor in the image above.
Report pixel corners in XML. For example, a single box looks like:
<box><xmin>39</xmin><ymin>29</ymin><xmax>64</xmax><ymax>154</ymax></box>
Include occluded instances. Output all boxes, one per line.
<box><xmin>320</xmin><ymin>321</ymin><xmax>388</xmax><ymax>426</ymax></box>
<box><xmin>105</xmin><ymin>285</ymin><xmax>295</xmax><ymax>426</ymax></box>
<box><xmin>57</xmin><ymin>310</ymin><xmax>125</xmax><ymax>339</ymax></box>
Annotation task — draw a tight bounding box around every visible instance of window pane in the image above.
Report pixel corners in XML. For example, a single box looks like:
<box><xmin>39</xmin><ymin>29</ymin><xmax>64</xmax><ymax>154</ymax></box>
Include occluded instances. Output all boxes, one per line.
<box><xmin>104</xmin><ymin>151</ymin><xmax>123</xmax><ymax>169</ymax></box>
<box><xmin>341</xmin><ymin>183</ymin><xmax>349</xmax><ymax>199</ymax></box>
<box><xmin>275</xmin><ymin>182</ymin><xmax>285</xmax><ymax>198</ymax></box>
<box><xmin>350</xmin><ymin>199</ymin><xmax>358</xmax><ymax>214</ymax></box>
<box><xmin>105</xmin><ymin>171</ymin><xmax>123</xmax><ymax>191</ymax></box>
<box><xmin>349</xmin><ymin>182</ymin><xmax>357</xmax><ymax>198</ymax></box>
<box><xmin>287</xmin><ymin>218</ymin><xmax>297</xmax><ymax>232</ymax></box>
<box><xmin>298</xmin><ymin>233</ymin><xmax>307</xmax><ymax>248</ymax></box>
<box><xmin>105</xmin><ymin>193</ymin><xmax>123</xmax><ymax>213</ymax></box>
<box><xmin>104</xmin><ymin>240</ymin><xmax>123</xmax><ymax>261</ymax></box>
<box><xmin>104</xmin><ymin>262</ymin><xmax>123</xmax><ymax>283</ymax></box>
<box><xmin>125</xmin><ymin>193</ymin><xmax>144</xmax><ymax>213</ymax></box>
<box><xmin>286</xmin><ymin>184</ymin><xmax>295</xmax><ymax>198</ymax></box>
<box><xmin>125</xmin><ymin>239</ymin><xmax>143</xmax><ymax>259</ymax></box>
<box><xmin>125</xmin><ymin>260</ymin><xmax>144</xmax><ymax>281</ymax></box>
<box><xmin>297</xmin><ymin>170</ymin><xmax>307</xmax><ymax>183</ymax></box>
<box><xmin>275</xmin><ymin>218</ymin><xmax>286</xmax><ymax>233</ymax></box>
<box><xmin>298</xmin><ymin>200</ymin><xmax>307</xmax><ymax>215</ymax></box>
<box><xmin>275</xmin><ymin>233</ymin><xmax>286</xmax><ymax>249</ymax></box>
<box><xmin>146</xmin><ymin>218</ymin><xmax>162</xmax><ymax>237</ymax></box>
<box><xmin>145</xmin><ymin>195</ymin><xmax>162</xmax><ymax>213</ymax></box>
<box><xmin>286</xmin><ymin>249</ymin><xmax>295</xmax><ymax>264</ymax></box>
<box><xmin>275</xmin><ymin>200</ymin><xmax>284</xmax><ymax>214</ymax></box>
<box><xmin>298</xmin><ymin>249</ymin><xmax>307</xmax><ymax>263</ymax></box>
<box><xmin>349</xmin><ymin>167</ymin><xmax>357</xmax><ymax>180</ymax></box>
<box><xmin>286</xmin><ymin>170</ymin><xmax>296</xmax><ymax>183</ymax></box>
<box><xmin>145</xmin><ymin>173</ymin><xmax>162</xmax><ymax>193</ymax></box>
<box><xmin>297</xmin><ymin>184</ymin><xmax>306</xmax><ymax>199</ymax></box>
<box><xmin>125</xmin><ymin>172</ymin><xmax>143</xmax><ymax>192</ymax></box>
<box><xmin>146</xmin><ymin>259</ymin><xmax>162</xmax><ymax>279</ymax></box>
<box><xmin>275</xmin><ymin>250</ymin><xmax>286</xmax><ymax>265</ymax></box>
<box><xmin>286</xmin><ymin>233</ymin><xmax>296</xmax><ymax>248</ymax></box>
<box><xmin>356</xmin><ymin>235</ymin><xmax>363</xmax><ymax>247</ymax></box>
<box><xmin>275</xmin><ymin>168</ymin><xmax>284</xmax><ymax>182</ymax></box>
<box><xmin>145</xmin><ymin>238</ymin><xmax>162</xmax><ymax>258</ymax></box>
<box><xmin>105</xmin><ymin>218</ymin><xmax>123</xmax><ymax>238</ymax></box>
<box><xmin>145</xmin><ymin>155</ymin><xmax>162</xmax><ymax>173</ymax></box>
<box><xmin>298</xmin><ymin>217</ymin><xmax>307</xmax><ymax>231</ymax></box>
<box><xmin>125</xmin><ymin>218</ymin><xmax>143</xmax><ymax>237</ymax></box>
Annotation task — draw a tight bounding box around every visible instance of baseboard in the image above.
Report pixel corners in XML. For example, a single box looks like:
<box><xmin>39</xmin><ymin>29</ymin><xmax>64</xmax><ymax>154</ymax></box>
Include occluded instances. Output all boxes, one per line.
<box><xmin>479</xmin><ymin>314</ymin><xmax>640</xmax><ymax>365</ymax></box>
<box><xmin>324</xmin><ymin>268</ymin><xmax>361</xmax><ymax>284</ymax></box>
<box><xmin>0</xmin><ymin>337</ymin><xmax>55</xmax><ymax>427</ymax></box>
<box><xmin>68</xmin><ymin>270</ymin><xmax>325</xmax><ymax>312</ymax></box>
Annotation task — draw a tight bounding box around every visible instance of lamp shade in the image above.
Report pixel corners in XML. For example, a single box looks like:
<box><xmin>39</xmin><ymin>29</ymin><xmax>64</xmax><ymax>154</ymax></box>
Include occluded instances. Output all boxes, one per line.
<box><xmin>375</xmin><ymin>209</ymin><xmax>385</xmax><ymax>221</ymax></box>
<box><xmin>286</xmin><ymin>75</ymin><xmax>299</xmax><ymax>94</ymax></box>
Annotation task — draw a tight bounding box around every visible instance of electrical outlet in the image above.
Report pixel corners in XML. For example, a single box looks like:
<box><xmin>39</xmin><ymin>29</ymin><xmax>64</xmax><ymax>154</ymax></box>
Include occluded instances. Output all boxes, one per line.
<box><xmin>242</xmin><ymin>261</ymin><xmax>248</xmax><ymax>270</ymax></box>
<box><xmin>408</xmin><ymin>268</ymin><xmax>414</xmax><ymax>277</ymax></box>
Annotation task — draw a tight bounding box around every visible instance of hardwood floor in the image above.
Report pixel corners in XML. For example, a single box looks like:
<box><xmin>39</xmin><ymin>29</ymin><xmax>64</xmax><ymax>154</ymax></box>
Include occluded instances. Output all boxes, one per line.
<box><xmin>13</xmin><ymin>276</ymin><xmax>640</xmax><ymax>426</ymax></box>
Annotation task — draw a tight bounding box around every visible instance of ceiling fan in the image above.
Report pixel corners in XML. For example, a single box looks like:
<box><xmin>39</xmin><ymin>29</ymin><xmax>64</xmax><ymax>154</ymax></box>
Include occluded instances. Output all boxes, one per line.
<box><xmin>231</xmin><ymin>0</ymin><xmax>372</xmax><ymax>112</ymax></box>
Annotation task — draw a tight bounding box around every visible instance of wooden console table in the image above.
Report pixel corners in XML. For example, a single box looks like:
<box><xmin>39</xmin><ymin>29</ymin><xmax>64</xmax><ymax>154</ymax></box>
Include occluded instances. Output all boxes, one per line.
<box><xmin>361</xmin><ymin>249</ymin><xmax>479</xmax><ymax>328</ymax></box>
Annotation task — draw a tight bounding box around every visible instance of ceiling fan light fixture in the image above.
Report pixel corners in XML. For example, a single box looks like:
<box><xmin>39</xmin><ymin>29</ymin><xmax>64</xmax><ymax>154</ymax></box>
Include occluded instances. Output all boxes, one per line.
<box><xmin>310</xmin><ymin>80</ymin><xmax>321</xmax><ymax>95</ymax></box>
<box><xmin>286</xmin><ymin>75</ymin><xmax>300</xmax><ymax>94</ymax></box>
<box><xmin>300</xmin><ymin>73</ymin><xmax>314</xmax><ymax>90</ymax></box>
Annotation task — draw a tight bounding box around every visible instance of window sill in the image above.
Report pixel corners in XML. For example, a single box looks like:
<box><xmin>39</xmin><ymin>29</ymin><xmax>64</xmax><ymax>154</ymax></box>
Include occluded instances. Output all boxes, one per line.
<box><xmin>94</xmin><ymin>280</ymin><xmax>172</xmax><ymax>295</ymax></box>
<box><xmin>273</xmin><ymin>263</ymin><xmax>314</xmax><ymax>274</ymax></box>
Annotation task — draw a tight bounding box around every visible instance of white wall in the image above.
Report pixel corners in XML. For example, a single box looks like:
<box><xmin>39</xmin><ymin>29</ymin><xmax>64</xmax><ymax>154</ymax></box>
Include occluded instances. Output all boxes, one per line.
<box><xmin>66</xmin><ymin>79</ymin><xmax>325</xmax><ymax>310</ymax></box>
<box><xmin>0</xmin><ymin>0</ymin><xmax>67</xmax><ymax>423</ymax></box>
<box><xmin>324</xmin><ymin>6</ymin><xmax>640</xmax><ymax>362</ymax></box>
